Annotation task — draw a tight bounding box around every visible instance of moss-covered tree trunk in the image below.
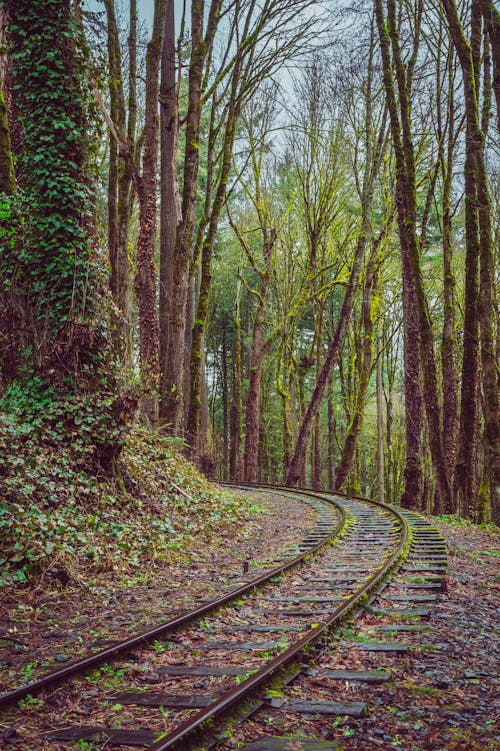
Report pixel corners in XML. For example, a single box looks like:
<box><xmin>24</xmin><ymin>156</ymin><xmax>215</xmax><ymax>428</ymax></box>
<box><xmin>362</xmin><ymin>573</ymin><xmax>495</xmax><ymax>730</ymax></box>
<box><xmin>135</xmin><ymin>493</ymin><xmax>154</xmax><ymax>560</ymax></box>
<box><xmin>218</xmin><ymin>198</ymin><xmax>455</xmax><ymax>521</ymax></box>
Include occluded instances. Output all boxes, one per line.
<box><xmin>159</xmin><ymin>0</ymin><xmax>181</xmax><ymax>423</ymax></box>
<box><xmin>478</xmin><ymin>0</ymin><xmax>500</xmax><ymax>132</ymax></box>
<box><xmin>230</xmin><ymin>273</ymin><xmax>244</xmax><ymax>481</ymax></box>
<box><xmin>103</xmin><ymin>0</ymin><xmax>134</xmax><ymax>367</ymax></box>
<box><xmin>160</xmin><ymin>0</ymin><xmax>205</xmax><ymax>432</ymax></box>
<box><xmin>244</xmin><ymin>273</ymin><xmax>274</xmax><ymax>484</ymax></box>
<box><xmin>442</xmin><ymin>0</ymin><xmax>499</xmax><ymax>520</ymax></box>
<box><xmin>0</xmin><ymin>86</ymin><xmax>15</xmax><ymax>195</ymax></box>
<box><xmin>375</xmin><ymin>0</ymin><xmax>453</xmax><ymax>513</ymax></box>
<box><xmin>440</xmin><ymin>55</ymin><xmax>459</xmax><ymax>495</ymax></box>
<box><xmin>335</xmin><ymin>242</ymin><xmax>380</xmax><ymax>492</ymax></box>
<box><xmin>134</xmin><ymin>0</ymin><xmax>167</xmax><ymax>422</ymax></box>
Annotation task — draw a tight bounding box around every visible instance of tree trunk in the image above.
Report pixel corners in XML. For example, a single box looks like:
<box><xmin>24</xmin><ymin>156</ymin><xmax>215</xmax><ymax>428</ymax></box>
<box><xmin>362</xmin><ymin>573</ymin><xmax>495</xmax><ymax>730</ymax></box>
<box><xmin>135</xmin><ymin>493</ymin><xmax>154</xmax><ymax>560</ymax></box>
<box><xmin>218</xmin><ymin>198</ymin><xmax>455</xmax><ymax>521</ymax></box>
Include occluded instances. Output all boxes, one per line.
<box><xmin>230</xmin><ymin>284</ymin><xmax>244</xmax><ymax>481</ymax></box>
<box><xmin>376</xmin><ymin>343</ymin><xmax>385</xmax><ymax>503</ymax></box>
<box><xmin>278</xmin><ymin>338</ymin><xmax>294</xmax><ymax>483</ymax></box>
<box><xmin>440</xmin><ymin>58</ymin><xmax>459</xmax><ymax>494</ymax></box>
<box><xmin>135</xmin><ymin>0</ymin><xmax>167</xmax><ymax>422</ymax></box>
<box><xmin>376</xmin><ymin>0</ymin><xmax>453</xmax><ymax>512</ymax></box>
<box><xmin>327</xmin><ymin>376</ymin><xmax>335</xmax><ymax>491</ymax></box>
<box><xmin>335</xmin><ymin>245</ymin><xmax>379</xmax><ymax>492</ymax></box>
<box><xmin>478</xmin><ymin>0</ymin><xmax>500</xmax><ymax>132</ymax></box>
<box><xmin>159</xmin><ymin>0</ymin><xmax>181</xmax><ymax>420</ymax></box>
<box><xmin>103</xmin><ymin>0</ymin><xmax>133</xmax><ymax>367</ymax></box>
<box><xmin>0</xmin><ymin>7</ymin><xmax>20</xmax><ymax>172</ymax></box>
<box><xmin>221</xmin><ymin>327</ymin><xmax>229</xmax><ymax>479</ymax></box>
<box><xmin>0</xmin><ymin>84</ymin><xmax>15</xmax><ymax>194</ymax></box>
<box><xmin>161</xmin><ymin>0</ymin><xmax>204</xmax><ymax>431</ymax></box>
<box><xmin>312</xmin><ymin>411</ymin><xmax>322</xmax><ymax>490</ymax></box>
<box><xmin>441</xmin><ymin>0</ymin><xmax>499</xmax><ymax>519</ymax></box>
<box><xmin>285</xmin><ymin>228</ymin><xmax>368</xmax><ymax>487</ymax></box>
<box><xmin>244</xmin><ymin>295</ymin><xmax>270</xmax><ymax>483</ymax></box>
<box><xmin>399</xmin><ymin>212</ymin><xmax>424</xmax><ymax>509</ymax></box>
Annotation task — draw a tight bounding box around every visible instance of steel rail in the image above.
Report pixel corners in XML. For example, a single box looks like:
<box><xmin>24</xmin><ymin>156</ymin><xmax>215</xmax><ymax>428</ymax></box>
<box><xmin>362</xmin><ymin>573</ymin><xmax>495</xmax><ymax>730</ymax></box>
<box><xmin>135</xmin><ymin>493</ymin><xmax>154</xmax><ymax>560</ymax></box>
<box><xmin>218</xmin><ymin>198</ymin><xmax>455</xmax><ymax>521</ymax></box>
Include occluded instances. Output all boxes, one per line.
<box><xmin>0</xmin><ymin>489</ymin><xmax>345</xmax><ymax>708</ymax></box>
<box><xmin>146</xmin><ymin>487</ymin><xmax>409</xmax><ymax>751</ymax></box>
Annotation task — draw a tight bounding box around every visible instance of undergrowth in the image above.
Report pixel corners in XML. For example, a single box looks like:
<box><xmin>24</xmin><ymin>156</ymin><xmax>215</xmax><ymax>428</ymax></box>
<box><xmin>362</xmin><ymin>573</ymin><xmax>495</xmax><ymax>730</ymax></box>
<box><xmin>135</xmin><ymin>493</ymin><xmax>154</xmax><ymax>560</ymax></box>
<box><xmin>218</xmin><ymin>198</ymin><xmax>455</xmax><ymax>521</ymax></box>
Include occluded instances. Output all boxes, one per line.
<box><xmin>0</xmin><ymin>419</ymin><xmax>247</xmax><ymax>588</ymax></box>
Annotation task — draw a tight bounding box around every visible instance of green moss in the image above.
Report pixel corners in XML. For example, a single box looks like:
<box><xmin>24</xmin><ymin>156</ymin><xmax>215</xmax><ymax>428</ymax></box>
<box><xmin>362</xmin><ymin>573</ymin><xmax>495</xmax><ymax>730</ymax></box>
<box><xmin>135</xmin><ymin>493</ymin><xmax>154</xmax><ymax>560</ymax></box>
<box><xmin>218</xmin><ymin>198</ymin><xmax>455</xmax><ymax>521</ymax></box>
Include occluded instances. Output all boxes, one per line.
<box><xmin>0</xmin><ymin>86</ymin><xmax>16</xmax><ymax>195</ymax></box>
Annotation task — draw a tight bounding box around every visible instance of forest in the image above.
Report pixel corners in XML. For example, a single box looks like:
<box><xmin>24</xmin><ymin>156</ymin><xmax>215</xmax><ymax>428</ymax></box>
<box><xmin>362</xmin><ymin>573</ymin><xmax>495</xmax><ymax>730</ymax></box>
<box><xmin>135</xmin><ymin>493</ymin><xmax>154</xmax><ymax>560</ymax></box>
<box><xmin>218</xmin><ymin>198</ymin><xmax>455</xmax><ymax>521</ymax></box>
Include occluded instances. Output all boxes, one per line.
<box><xmin>0</xmin><ymin>0</ymin><xmax>498</xmax><ymax>589</ymax></box>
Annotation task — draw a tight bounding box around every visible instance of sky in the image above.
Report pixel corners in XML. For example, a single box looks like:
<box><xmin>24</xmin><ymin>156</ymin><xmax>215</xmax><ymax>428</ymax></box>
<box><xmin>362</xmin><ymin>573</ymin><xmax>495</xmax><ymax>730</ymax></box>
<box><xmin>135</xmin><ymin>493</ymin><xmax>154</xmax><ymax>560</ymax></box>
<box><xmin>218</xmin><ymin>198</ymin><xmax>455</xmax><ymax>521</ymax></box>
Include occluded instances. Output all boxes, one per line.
<box><xmin>83</xmin><ymin>0</ymin><xmax>185</xmax><ymax>33</ymax></box>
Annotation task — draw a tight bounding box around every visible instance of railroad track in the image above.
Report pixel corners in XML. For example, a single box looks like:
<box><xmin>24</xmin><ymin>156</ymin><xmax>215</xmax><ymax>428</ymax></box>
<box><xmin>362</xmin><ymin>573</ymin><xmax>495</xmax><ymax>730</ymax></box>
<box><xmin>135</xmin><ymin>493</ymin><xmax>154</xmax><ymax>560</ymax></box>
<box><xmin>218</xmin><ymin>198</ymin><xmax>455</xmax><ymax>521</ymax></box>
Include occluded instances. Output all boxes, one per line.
<box><xmin>0</xmin><ymin>487</ymin><xmax>446</xmax><ymax>751</ymax></box>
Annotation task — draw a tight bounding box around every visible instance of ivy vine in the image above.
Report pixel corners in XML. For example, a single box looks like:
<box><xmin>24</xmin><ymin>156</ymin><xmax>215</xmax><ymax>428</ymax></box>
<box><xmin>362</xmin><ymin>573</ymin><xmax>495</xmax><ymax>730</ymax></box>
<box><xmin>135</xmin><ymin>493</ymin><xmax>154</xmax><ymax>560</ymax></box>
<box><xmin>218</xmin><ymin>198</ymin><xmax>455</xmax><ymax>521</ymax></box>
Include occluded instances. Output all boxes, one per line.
<box><xmin>0</xmin><ymin>0</ymin><xmax>102</xmax><ymax>359</ymax></box>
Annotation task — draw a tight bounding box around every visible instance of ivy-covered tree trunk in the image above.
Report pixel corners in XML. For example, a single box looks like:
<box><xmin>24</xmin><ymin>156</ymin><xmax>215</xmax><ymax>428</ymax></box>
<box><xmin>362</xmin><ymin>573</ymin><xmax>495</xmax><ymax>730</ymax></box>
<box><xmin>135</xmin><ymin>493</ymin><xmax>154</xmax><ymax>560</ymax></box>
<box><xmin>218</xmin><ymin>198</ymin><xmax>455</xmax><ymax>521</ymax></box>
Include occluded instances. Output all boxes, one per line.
<box><xmin>0</xmin><ymin>0</ymin><xmax>130</xmax><ymax>470</ymax></box>
<box><xmin>2</xmin><ymin>0</ymin><xmax>99</xmax><ymax>368</ymax></box>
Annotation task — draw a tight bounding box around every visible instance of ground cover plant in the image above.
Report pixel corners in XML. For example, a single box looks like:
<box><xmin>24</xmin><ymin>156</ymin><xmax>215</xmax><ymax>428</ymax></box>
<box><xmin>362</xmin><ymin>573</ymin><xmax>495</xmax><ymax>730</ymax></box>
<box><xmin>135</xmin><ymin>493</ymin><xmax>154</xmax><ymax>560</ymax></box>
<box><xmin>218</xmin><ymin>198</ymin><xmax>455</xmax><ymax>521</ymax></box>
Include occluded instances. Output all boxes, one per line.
<box><xmin>0</xmin><ymin>419</ymin><xmax>247</xmax><ymax>588</ymax></box>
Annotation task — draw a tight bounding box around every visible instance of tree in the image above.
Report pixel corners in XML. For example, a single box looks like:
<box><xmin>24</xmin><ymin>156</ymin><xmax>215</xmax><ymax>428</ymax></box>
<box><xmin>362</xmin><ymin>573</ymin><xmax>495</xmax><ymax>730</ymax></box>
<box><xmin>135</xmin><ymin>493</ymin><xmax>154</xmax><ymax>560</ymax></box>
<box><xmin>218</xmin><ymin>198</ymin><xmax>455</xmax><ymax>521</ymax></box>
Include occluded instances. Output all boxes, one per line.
<box><xmin>161</xmin><ymin>0</ymin><xmax>323</xmax><ymax>436</ymax></box>
<box><xmin>102</xmin><ymin>0</ymin><xmax>137</xmax><ymax>367</ymax></box>
<box><xmin>441</xmin><ymin>0</ymin><xmax>499</xmax><ymax>521</ymax></box>
<box><xmin>375</xmin><ymin>0</ymin><xmax>454</xmax><ymax>512</ymax></box>
<box><xmin>227</xmin><ymin>93</ymin><xmax>296</xmax><ymax>482</ymax></box>
<box><xmin>0</xmin><ymin>0</ymin><xmax>129</xmax><ymax>470</ymax></box>
<box><xmin>286</xmin><ymin>25</ymin><xmax>387</xmax><ymax>488</ymax></box>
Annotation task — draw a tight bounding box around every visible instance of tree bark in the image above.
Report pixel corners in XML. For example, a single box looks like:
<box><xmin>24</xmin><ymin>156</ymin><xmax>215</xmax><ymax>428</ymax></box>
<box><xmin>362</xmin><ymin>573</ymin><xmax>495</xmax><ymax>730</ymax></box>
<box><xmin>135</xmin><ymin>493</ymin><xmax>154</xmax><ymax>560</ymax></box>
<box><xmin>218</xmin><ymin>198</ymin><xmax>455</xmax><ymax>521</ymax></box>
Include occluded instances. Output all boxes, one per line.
<box><xmin>159</xmin><ymin>0</ymin><xmax>181</xmax><ymax>423</ymax></box>
<box><xmin>441</xmin><ymin>0</ymin><xmax>499</xmax><ymax>519</ymax></box>
<box><xmin>103</xmin><ymin>0</ymin><xmax>133</xmax><ymax>366</ymax></box>
<box><xmin>335</xmin><ymin>243</ymin><xmax>379</xmax><ymax>492</ymax></box>
<box><xmin>478</xmin><ymin>0</ymin><xmax>500</xmax><ymax>132</ymax></box>
<box><xmin>376</xmin><ymin>0</ymin><xmax>453</xmax><ymax>512</ymax></box>
<box><xmin>244</xmin><ymin>275</ymin><xmax>274</xmax><ymax>483</ymax></box>
<box><xmin>399</xmin><ymin>203</ymin><xmax>424</xmax><ymax>510</ymax></box>
<box><xmin>376</xmin><ymin>341</ymin><xmax>385</xmax><ymax>503</ymax></box>
<box><xmin>436</xmin><ymin>42</ymin><xmax>459</xmax><ymax>499</ymax></box>
<box><xmin>0</xmin><ymin>84</ymin><xmax>15</xmax><ymax>194</ymax></box>
<box><xmin>161</xmin><ymin>0</ymin><xmax>205</xmax><ymax>431</ymax></box>
<box><xmin>135</xmin><ymin>0</ymin><xmax>168</xmax><ymax>422</ymax></box>
<box><xmin>230</xmin><ymin>278</ymin><xmax>244</xmax><ymax>481</ymax></box>
<box><xmin>221</xmin><ymin>326</ymin><xmax>229</xmax><ymax>479</ymax></box>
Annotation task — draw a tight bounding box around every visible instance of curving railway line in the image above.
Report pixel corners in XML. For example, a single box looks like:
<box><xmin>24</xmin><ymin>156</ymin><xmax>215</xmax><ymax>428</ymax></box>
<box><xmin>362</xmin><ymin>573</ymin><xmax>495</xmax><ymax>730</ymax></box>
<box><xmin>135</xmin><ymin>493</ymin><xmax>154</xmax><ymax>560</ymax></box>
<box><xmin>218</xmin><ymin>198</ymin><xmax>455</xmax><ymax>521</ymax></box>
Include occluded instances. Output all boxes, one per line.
<box><xmin>0</xmin><ymin>486</ymin><xmax>447</xmax><ymax>750</ymax></box>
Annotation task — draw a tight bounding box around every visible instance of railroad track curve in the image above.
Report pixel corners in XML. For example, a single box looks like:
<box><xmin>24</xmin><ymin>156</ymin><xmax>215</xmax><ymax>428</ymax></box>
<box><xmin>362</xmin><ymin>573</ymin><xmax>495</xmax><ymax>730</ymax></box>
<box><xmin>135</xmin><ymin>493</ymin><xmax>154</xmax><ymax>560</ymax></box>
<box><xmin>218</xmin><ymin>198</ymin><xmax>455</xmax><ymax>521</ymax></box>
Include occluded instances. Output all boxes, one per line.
<box><xmin>0</xmin><ymin>486</ymin><xmax>446</xmax><ymax>751</ymax></box>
